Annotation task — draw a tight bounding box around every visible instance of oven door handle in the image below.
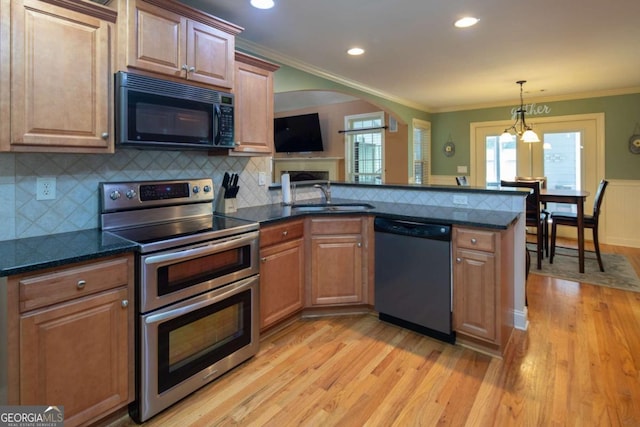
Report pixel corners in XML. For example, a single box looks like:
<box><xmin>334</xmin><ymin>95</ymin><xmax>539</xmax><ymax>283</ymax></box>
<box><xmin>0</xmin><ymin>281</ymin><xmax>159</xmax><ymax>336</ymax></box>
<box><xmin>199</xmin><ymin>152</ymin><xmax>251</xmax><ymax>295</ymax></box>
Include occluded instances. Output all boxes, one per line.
<box><xmin>143</xmin><ymin>231</ymin><xmax>258</xmax><ymax>266</ymax></box>
<box><xmin>144</xmin><ymin>276</ymin><xmax>255</xmax><ymax>324</ymax></box>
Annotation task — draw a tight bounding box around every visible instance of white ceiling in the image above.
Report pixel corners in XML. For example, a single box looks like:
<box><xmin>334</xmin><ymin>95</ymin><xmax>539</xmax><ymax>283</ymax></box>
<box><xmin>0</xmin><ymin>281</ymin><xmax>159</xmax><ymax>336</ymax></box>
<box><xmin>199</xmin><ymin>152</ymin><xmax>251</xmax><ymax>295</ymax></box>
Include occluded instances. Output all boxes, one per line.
<box><xmin>183</xmin><ymin>0</ymin><xmax>640</xmax><ymax>112</ymax></box>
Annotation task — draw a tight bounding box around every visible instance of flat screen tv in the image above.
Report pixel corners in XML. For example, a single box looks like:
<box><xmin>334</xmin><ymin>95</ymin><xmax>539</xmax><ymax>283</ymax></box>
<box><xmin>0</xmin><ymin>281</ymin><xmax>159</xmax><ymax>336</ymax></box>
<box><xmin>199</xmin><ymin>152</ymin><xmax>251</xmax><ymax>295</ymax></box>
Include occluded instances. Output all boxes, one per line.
<box><xmin>274</xmin><ymin>113</ymin><xmax>324</xmax><ymax>153</ymax></box>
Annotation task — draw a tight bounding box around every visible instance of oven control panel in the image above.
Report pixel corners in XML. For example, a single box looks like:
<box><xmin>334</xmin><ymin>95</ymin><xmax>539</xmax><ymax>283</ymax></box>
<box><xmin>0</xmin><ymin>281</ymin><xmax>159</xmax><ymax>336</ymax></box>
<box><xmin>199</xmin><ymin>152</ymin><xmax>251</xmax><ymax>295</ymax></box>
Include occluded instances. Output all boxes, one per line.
<box><xmin>100</xmin><ymin>178</ymin><xmax>214</xmax><ymax>212</ymax></box>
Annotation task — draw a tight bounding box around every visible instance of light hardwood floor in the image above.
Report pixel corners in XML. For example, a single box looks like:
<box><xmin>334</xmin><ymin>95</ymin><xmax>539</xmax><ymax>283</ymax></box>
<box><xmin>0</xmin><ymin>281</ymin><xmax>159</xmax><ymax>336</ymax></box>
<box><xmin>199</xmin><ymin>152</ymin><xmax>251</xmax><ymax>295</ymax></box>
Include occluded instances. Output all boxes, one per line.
<box><xmin>120</xmin><ymin>241</ymin><xmax>640</xmax><ymax>426</ymax></box>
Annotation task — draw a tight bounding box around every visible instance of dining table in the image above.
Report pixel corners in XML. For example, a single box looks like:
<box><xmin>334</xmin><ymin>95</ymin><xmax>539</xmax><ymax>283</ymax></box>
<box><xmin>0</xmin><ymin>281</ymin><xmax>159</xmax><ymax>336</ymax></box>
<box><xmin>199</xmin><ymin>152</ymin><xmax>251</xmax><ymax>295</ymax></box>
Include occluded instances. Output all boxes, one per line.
<box><xmin>540</xmin><ymin>188</ymin><xmax>590</xmax><ymax>273</ymax></box>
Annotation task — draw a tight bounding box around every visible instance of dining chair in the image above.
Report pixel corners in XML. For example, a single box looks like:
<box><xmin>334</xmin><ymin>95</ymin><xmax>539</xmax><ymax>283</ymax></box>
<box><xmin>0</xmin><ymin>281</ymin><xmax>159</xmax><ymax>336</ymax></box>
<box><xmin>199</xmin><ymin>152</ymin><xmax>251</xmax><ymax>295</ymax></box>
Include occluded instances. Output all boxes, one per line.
<box><xmin>455</xmin><ymin>176</ymin><xmax>468</xmax><ymax>186</ymax></box>
<box><xmin>550</xmin><ymin>179</ymin><xmax>609</xmax><ymax>271</ymax></box>
<box><xmin>515</xmin><ymin>176</ymin><xmax>550</xmax><ymax>256</ymax></box>
<box><xmin>501</xmin><ymin>180</ymin><xmax>546</xmax><ymax>269</ymax></box>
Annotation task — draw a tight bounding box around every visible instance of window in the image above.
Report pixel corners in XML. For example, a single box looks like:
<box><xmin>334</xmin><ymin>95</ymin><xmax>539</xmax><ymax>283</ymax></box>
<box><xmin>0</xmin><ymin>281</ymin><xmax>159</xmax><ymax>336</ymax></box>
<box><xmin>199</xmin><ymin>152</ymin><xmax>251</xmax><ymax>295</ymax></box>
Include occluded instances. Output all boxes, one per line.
<box><xmin>485</xmin><ymin>135</ymin><xmax>517</xmax><ymax>187</ymax></box>
<box><xmin>344</xmin><ymin>112</ymin><xmax>384</xmax><ymax>183</ymax></box>
<box><xmin>413</xmin><ymin>119</ymin><xmax>431</xmax><ymax>184</ymax></box>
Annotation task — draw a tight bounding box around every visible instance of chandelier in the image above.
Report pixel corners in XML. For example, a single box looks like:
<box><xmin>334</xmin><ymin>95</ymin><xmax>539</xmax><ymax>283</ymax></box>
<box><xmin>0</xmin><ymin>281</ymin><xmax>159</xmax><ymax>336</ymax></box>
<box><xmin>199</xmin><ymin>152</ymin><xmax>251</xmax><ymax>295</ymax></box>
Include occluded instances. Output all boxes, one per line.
<box><xmin>499</xmin><ymin>80</ymin><xmax>540</xmax><ymax>143</ymax></box>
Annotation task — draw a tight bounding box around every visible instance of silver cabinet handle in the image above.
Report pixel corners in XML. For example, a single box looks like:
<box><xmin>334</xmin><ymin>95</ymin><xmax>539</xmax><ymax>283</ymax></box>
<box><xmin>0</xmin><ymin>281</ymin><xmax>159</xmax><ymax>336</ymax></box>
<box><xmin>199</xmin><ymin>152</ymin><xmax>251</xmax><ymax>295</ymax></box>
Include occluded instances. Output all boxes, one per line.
<box><xmin>282</xmin><ymin>230</ymin><xmax>288</xmax><ymax>236</ymax></box>
<box><xmin>181</xmin><ymin>64</ymin><xmax>189</xmax><ymax>71</ymax></box>
<box><xmin>101</xmin><ymin>132</ymin><xmax>109</xmax><ymax>139</ymax></box>
<box><xmin>77</xmin><ymin>280</ymin><xmax>86</xmax><ymax>289</ymax></box>
<box><xmin>261</xmin><ymin>257</ymin><xmax>267</xmax><ymax>263</ymax></box>
<box><xmin>357</xmin><ymin>242</ymin><xmax>362</xmax><ymax>247</ymax></box>
<box><xmin>121</xmin><ymin>300</ymin><xmax>129</xmax><ymax>308</ymax></box>
<box><xmin>471</xmin><ymin>238</ymin><xmax>477</xmax><ymax>244</ymax></box>
<box><xmin>188</xmin><ymin>66</ymin><xmax>195</xmax><ymax>73</ymax></box>
<box><xmin>456</xmin><ymin>257</ymin><xmax>462</xmax><ymax>263</ymax></box>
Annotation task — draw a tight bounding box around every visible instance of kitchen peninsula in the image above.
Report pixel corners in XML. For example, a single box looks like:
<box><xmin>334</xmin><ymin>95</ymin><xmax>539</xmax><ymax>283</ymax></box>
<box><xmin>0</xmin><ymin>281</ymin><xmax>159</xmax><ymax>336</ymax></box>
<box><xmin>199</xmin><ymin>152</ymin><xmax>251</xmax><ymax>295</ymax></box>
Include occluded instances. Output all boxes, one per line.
<box><xmin>229</xmin><ymin>182</ymin><xmax>528</xmax><ymax>356</ymax></box>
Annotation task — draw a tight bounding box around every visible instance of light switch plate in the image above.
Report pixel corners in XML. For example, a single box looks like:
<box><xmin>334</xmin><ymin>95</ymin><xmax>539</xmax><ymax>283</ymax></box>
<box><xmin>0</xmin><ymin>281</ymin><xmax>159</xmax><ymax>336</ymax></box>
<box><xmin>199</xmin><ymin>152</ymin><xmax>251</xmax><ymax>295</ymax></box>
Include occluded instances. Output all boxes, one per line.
<box><xmin>258</xmin><ymin>172</ymin><xmax>266</xmax><ymax>186</ymax></box>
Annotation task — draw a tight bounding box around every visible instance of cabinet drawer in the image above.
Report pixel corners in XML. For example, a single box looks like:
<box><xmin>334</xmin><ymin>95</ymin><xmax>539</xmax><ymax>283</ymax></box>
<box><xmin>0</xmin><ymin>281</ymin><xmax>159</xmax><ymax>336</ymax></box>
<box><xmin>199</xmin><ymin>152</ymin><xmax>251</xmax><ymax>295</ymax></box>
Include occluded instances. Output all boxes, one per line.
<box><xmin>19</xmin><ymin>257</ymin><xmax>130</xmax><ymax>312</ymax></box>
<box><xmin>455</xmin><ymin>228</ymin><xmax>495</xmax><ymax>252</ymax></box>
<box><xmin>310</xmin><ymin>217</ymin><xmax>363</xmax><ymax>235</ymax></box>
<box><xmin>260</xmin><ymin>220</ymin><xmax>304</xmax><ymax>248</ymax></box>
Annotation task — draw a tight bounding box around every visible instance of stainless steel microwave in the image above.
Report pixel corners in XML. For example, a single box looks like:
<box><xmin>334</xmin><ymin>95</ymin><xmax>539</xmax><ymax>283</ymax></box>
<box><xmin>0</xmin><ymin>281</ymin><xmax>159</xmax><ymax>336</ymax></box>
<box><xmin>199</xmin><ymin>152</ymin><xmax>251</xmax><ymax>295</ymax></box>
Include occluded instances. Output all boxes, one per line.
<box><xmin>115</xmin><ymin>71</ymin><xmax>234</xmax><ymax>150</ymax></box>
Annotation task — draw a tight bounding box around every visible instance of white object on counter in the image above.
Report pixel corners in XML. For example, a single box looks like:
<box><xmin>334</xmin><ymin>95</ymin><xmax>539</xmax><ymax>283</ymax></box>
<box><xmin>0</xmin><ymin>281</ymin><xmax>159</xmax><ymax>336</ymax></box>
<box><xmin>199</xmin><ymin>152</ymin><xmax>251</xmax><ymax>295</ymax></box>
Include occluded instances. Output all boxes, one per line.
<box><xmin>281</xmin><ymin>173</ymin><xmax>292</xmax><ymax>205</ymax></box>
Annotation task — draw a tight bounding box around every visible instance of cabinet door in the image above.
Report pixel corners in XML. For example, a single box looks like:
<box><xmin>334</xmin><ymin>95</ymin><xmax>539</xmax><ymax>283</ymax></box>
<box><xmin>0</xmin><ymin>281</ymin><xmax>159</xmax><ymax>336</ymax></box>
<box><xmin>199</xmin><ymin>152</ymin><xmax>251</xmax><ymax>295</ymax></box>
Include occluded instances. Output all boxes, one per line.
<box><xmin>0</xmin><ymin>0</ymin><xmax>9</xmax><ymax>149</ymax></box>
<box><xmin>232</xmin><ymin>59</ymin><xmax>274</xmax><ymax>154</ymax></box>
<box><xmin>186</xmin><ymin>20</ymin><xmax>234</xmax><ymax>87</ymax></box>
<box><xmin>310</xmin><ymin>235</ymin><xmax>363</xmax><ymax>305</ymax></box>
<box><xmin>20</xmin><ymin>287</ymin><xmax>130</xmax><ymax>427</ymax></box>
<box><xmin>127</xmin><ymin>0</ymin><xmax>186</xmax><ymax>77</ymax></box>
<box><xmin>260</xmin><ymin>238</ymin><xmax>304</xmax><ymax>329</ymax></box>
<box><xmin>10</xmin><ymin>0</ymin><xmax>113</xmax><ymax>152</ymax></box>
<box><xmin>453</xmin><ymin>248</ymin><xmax>497</xmax><ymax>342</ymax></box>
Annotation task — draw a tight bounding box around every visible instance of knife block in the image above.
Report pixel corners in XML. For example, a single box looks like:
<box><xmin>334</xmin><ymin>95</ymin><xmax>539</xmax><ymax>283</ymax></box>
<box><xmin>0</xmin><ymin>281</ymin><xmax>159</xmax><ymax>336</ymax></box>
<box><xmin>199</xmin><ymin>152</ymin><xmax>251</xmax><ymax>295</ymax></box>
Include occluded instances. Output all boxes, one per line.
<box><xmin>224</xmin><ymin>198</ymin><xmax>237</xmax><ymax>213</ymax></box>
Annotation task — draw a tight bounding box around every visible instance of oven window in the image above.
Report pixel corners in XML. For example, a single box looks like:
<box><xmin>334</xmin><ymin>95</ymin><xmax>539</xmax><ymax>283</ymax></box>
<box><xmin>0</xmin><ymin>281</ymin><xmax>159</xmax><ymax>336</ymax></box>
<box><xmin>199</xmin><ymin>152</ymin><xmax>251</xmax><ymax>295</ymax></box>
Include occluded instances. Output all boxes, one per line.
<box><xmin>157</xmin><ymin>245</ymin><xmax>251</xmax><ymax>296</ymax></box>
<box><xmin>157</xmin><ymin>289</ymin><xmax>252</xmax><ymax>393</ymax></box>
<box><xmin>128</xmin><ymin>91</ymin><xmax>213</xmax><ymax>144</ymax></box>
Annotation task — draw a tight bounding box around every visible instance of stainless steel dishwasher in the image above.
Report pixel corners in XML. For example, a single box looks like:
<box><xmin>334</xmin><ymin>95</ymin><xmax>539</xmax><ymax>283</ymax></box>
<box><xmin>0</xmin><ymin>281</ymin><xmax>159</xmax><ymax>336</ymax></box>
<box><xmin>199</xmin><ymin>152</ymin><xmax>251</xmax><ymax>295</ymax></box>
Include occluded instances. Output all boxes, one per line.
<box><xmin>374</xmin><ymin>217</ymin><xmax>455</xmax><ymax>343</ymax></box>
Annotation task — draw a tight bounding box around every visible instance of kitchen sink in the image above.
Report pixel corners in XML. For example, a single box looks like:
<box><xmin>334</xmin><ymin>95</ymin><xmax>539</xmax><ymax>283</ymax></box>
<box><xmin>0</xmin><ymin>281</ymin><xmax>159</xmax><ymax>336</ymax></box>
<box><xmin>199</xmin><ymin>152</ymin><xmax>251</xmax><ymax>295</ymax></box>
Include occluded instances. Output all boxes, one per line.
<box><xmin>291</xmin><ymin>203</ymin><xmax>375</xmax><ymax>212</ymax></box>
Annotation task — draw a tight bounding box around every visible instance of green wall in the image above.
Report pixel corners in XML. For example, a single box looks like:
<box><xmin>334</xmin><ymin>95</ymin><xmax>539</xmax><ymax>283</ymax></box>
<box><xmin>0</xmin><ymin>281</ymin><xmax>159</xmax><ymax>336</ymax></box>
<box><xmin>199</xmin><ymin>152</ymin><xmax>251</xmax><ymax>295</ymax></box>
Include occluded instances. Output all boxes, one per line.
<box><xmin>431</xmin><ymin>93</ymin><xmax>640</xmax><ymax>180</ymax></box>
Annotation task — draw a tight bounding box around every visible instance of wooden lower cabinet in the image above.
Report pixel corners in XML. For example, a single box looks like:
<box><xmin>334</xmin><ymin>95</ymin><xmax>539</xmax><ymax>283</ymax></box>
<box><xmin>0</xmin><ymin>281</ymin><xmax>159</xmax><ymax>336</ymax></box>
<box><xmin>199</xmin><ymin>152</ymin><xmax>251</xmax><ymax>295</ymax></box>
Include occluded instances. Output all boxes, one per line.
<box><xmin>259</xmin><ymin>220</ymin><xmax>305</xmax><ymax>331</ymax></box>
<box><xmin>20</xmin><ymin>287</ymin><xmax>130</xmax><ymax>425</ymax></box>
<box><xmin>5</xmin><ymin>254</ymin><xmax>134</xmax><ymax>427</ymax></box>
<box><xmin>452</xmin><ymin>226</ymin><xmax>514</xmax><ymax>356</ymax></box>
<box><xmin>307</xmin><ymin>216</ymin><xmax>372</xmax><ymax>307</ymax></box>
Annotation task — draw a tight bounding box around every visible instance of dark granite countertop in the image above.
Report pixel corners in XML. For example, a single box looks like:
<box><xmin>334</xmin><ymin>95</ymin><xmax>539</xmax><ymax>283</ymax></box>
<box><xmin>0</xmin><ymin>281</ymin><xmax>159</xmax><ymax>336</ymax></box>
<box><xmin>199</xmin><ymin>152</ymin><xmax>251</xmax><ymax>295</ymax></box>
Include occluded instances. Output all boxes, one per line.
<box><xmin>0</xmin><ymin>197</ymin><xmax>519</xmax><ymax>277</ymax></box>
<box><xmin>0</xmin><ymin>229</ymin><xmax>138</xmax><ymax>277</ymax></box>
<box><xmin>223</xmin><ymin>198</ymin><xmax>520</xmax><ymax>230</ymax></box>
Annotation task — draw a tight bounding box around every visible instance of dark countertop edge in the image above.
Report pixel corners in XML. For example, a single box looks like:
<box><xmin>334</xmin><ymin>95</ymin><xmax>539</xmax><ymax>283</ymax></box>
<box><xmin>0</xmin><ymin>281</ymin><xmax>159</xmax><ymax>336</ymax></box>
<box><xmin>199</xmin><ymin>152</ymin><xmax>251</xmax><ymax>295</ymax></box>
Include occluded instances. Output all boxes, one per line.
<box><xmin>224</xmin><ymin>198</ymin><xmax>521</xmax><ymax>231</ymax></box>
<box><xmin>1</xmin><ymin>246</ymin><xmax>137</xmax><ymax>277</ymax></box>
<box><xmin>268</xmin><ymin>181</ymin><xmax>530</xmax><ymax>196</ymax></box>
<box><xmin>0</xmin><ymin>229</ymin><xmax>139</xmax><ymax>277</ymax></box>
<box><xmin>256</xmin><ymin>211</ymin><xmax>519</xmax><ymax>230</ymax></box>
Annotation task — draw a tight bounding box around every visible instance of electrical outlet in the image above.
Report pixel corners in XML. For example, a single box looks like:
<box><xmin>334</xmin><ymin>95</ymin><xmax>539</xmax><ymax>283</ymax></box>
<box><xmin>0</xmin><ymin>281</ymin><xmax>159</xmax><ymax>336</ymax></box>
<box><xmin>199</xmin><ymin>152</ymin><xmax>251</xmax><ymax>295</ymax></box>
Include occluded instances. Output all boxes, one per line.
<box><xmin>453</xmin><ymin>195</ymin><xmax>468</xmax><ymax>205</ymax></box>
<box><xmin>36</xmin><ymin>177</ymin><xmax>56</xmax><ymax>200</ymax></box>
<box><xmin>258</xmin><ymin>172</ymin><xmax>266</xmax><ymax>186</ymax></box>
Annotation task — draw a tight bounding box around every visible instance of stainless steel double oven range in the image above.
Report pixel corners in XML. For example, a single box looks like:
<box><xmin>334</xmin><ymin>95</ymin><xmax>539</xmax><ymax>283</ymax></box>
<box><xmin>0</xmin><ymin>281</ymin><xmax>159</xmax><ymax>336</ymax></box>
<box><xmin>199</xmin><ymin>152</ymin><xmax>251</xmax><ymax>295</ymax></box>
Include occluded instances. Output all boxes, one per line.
<box><xmin>100</xmin><ymin>178</ymin><xmax>260</xmax><ymax>423</ymax></box>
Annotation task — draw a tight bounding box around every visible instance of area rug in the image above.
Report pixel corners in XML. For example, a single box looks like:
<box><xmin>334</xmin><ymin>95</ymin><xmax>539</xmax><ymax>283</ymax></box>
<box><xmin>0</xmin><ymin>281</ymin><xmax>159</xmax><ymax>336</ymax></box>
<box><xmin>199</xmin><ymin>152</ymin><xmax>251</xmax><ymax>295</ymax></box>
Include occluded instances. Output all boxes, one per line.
<box><xmin>529</xmin><ymin>246</ymin><xmax>640</xmax><ymax>292</ymax></box>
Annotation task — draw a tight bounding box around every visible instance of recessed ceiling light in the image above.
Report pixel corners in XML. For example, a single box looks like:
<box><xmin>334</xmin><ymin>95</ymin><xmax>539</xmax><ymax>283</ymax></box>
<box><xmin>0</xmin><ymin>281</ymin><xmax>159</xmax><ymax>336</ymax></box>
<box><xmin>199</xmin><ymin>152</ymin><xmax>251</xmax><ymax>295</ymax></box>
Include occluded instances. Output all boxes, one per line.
<box><xmin>454</xmin><ymin>16</ymin><xmax>479</xmax><ymax>28</ymax></box>
<box><xmin>250</xmin><ymin>0</ymin><xmax>274</xmax><ymax>9</ymax></box>
<box><xmin>347</xmin><ymin>47</ymin><xmax>365</xmax><ymax>56</ymax></box>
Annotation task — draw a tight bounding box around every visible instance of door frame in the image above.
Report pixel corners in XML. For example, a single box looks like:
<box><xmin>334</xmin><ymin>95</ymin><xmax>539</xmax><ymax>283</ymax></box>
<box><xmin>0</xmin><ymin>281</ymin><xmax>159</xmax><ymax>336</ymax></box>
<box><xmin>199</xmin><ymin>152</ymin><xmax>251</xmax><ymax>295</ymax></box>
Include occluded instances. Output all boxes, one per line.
<box><xmin>470</xmin><ymin>113</ymin><xmax>605</xmax><ymax>203</ymax></box>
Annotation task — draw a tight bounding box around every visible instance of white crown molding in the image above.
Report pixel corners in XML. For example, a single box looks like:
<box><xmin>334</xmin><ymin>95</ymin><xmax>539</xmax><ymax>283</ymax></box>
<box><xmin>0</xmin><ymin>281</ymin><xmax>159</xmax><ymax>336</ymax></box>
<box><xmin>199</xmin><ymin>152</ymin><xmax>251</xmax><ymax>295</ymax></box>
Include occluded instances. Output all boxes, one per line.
<box><xmin>236</xmin><ymin>38</ymin><xmax>430</xmax><ymax>113</ymax></box>
<box><xmin>430</xmin><ymin>86</ymin><xmax>640</xmax><ymax>113</ymax></box>
<box><xmin>237</xmin><ymin>39</ymin><xmax>640</xmax><ymax>115</ymax></box>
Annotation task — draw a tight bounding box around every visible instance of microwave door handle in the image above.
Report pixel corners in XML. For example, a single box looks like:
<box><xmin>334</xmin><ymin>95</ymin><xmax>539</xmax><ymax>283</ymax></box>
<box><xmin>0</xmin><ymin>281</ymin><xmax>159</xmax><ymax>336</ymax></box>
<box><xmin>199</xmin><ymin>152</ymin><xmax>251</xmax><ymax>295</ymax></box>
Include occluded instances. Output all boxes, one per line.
<box><xmin>214</xmin><ymin>104</ymin><xmax>222</xmax><ymax>145</ymax></box>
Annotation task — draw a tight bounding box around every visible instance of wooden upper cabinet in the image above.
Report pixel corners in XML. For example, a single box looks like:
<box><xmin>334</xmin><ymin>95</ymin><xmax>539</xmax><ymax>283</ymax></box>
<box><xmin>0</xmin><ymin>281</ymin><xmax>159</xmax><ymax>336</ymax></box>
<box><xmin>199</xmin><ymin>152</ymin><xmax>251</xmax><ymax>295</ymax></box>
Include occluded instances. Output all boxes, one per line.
<box><xmin>0</xmin><ymin>0</ymin><xmax>9</xmax><ymax>148</ymax></box>
<box><xmin>125</xmin><ymin>0</ymin><xmax>242</xmax><ymax>89</ymax></box>
<box><xmin>231</xmin><ymin>52</ymin><xmax>279</xmax><ymax>155</ymax></box>
<box><xmin>6</xmin><ymin>0</ymin><xmax>116</xmax><ymax>153</ymax></box>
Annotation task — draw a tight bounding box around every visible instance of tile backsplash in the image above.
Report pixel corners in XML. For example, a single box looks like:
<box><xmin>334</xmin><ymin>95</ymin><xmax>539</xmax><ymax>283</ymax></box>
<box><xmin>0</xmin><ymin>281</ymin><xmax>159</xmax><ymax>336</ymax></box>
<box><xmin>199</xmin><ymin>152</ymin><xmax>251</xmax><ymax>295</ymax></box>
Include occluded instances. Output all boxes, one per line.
<box><xmin>0</xmin><ymin>150</ymin><xmax>274</xmax><ymax>241</ymax></box>
<box><xmin>0</xmin><ymin>151</ymin><xmax>523</xmax><ymax>242</ymax></box>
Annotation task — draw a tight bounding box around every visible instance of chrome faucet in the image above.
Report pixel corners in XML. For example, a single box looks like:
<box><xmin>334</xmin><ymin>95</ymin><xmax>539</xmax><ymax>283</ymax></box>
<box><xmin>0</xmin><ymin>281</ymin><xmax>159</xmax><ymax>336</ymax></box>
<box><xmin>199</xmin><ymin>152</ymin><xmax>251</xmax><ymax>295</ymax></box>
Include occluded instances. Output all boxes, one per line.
<box><xmin>314</xmin><ymin>181</ymin><xmax>332</xmax><ymax>204</ymax></box>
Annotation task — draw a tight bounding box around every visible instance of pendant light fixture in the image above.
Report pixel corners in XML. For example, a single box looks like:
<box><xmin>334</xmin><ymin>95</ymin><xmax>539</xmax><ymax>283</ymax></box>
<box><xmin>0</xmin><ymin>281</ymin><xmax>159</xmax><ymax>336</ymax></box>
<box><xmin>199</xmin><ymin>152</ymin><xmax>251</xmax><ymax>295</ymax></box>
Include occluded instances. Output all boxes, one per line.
<box><xmin>499</xmin><ymin>80</ymin><xmax>540</xmax><ymax>143</ymax></box>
